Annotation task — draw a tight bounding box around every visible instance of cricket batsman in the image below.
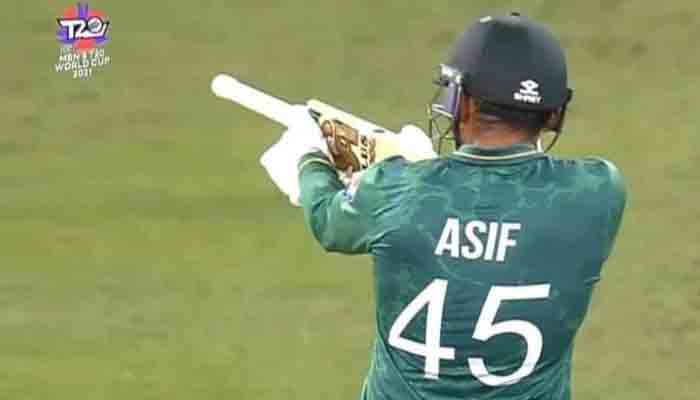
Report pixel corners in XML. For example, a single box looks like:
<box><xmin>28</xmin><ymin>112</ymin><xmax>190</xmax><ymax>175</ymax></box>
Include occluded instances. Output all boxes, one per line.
<box><xmin>260</xmin><ymin>13</ymin><xmax>626</xmax><ymax>400</ymax></box>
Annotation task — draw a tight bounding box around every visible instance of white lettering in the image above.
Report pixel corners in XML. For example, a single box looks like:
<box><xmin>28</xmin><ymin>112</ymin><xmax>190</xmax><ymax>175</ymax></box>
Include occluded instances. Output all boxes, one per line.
<box><xmin>58</xmin><ymin>18</ymin><xmax>109</xmax><ymax>40</ymax></box>
<box><xmin>58</xmin><ymin>19</ymin><xmax>85</xmax><ymax>40</ymax></box>
<box><xmin>513</xmin><ymin>93</ymin><xmax>542</xmax><ymax>104</ymax></box>
<box><xmin>435</xmin><ymin>219</ymin><xmax>522</xmax><ymax>263</ymax></box>
<box><xmin>434</xmin><ymin>218</ymin><xmax>460</xmax><ymax>257</ymax></box>
<box><xmin>462</xmin><ymin>221</ymin><xmax>486</xmax><ymax>259</ymax></box>
<box><xmin>484</xmin><ymin>222</ymin><xmax>499</xmax><ymax>261</ymax></box>
<box><xmin>496</xmin><ymin>223</ymin><xmax>521</xmax><ymax>262</ymax></box>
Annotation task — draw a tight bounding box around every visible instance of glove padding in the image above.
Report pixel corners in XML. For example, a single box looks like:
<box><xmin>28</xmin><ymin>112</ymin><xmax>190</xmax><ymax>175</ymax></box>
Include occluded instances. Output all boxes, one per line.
<box><xmin>338</xmin><ymin>125</ymin><xmax>436</xmax><ymax>191</ymax></box>
<box><xmin>260</xmin><ymin>105</ymin><xmax>331</xmax><ymax>206</ymax></box>
<box><xmin>322</xmin><ymin>121</ymin><xmax>437</xmax><ymax>174</ymax></box>
<box><xmin>260</xmin><ymin>115</ymin><xmax>436</xmax><ymax>206</ymax></box>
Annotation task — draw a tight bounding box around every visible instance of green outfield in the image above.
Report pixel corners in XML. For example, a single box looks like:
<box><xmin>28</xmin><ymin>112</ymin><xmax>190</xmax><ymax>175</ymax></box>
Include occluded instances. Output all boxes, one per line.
<box><xmin>1</xmin><ymin>1</ymin><xmax>698</xmax><ymax>398</ymax></box>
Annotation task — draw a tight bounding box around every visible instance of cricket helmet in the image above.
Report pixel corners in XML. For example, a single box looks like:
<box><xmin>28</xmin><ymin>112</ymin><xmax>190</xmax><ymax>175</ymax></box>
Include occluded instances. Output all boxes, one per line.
<box><xmin>428</xmin><ymin>12</ymin><xmax>573</xmax><ymax>153</ymax></box>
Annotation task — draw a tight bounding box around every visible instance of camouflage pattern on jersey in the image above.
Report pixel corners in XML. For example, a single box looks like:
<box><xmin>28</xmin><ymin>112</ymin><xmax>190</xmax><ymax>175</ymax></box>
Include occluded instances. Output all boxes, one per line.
<box><xmin>298</xmin><ymin>143</ymin><xmax>626</xmax><ymax>400</ymax></box>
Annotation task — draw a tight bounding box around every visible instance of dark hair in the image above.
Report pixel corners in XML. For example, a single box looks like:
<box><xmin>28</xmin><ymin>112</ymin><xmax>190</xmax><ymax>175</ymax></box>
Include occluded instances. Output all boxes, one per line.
<box><xmin>474</xmin><ymin>98</ymin><xmax>551</xmax><ymax>135</ymax></box>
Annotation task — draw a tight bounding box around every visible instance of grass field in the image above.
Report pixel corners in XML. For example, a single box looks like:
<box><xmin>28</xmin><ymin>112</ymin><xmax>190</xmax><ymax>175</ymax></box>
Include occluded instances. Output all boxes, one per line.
<box><xmin>1</xmin><ymin>1</ymin><xmax>699</xmax><ymax>399</ymax></box>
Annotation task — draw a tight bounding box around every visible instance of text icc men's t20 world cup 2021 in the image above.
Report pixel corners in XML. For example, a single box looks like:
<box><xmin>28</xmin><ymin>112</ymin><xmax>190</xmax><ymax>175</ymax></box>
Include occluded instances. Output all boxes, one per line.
<box><xmin>54</xmin><ymin>3</ymin><xmax>112</xmax><ymax>80</ymax></box>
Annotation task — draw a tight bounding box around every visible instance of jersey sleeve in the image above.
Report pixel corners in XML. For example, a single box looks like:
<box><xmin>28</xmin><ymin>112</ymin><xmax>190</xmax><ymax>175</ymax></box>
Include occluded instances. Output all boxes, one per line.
<box><xmin>582</xmin><ymin>157</ymin><xmax>627</xmax><ymax>261</ymax></box>
<box><xmin>598</xmin><ymin>159</ymin><xmax>627</xmax><ymax>261</ymax></box>
<box><xmin>298</xmin><ymin>152</ymin><xmax>405</xmax><ymax>254</ymax></box>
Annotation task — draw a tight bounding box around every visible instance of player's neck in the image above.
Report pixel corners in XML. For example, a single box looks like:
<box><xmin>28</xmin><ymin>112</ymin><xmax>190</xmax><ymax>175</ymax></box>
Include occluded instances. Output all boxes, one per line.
<box><xmin>460</xmin><ymin>129</ymin><xmax>537</xmax><ymax>150</ymax></box>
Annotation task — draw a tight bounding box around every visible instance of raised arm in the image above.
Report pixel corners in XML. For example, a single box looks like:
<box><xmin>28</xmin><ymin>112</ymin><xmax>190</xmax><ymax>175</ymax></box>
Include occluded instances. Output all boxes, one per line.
<box><xmin>298</xmin><ymin>154</ymin><xmax>406</xmax><ymax>255</ymax></box>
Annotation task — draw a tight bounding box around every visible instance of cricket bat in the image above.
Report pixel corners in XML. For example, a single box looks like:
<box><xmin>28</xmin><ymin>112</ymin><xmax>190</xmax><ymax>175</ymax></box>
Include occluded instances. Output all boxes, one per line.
<box><xmin>211</xmin><ymin>74</ymin><xmax>435</xmax><ymax>171</ymax></box>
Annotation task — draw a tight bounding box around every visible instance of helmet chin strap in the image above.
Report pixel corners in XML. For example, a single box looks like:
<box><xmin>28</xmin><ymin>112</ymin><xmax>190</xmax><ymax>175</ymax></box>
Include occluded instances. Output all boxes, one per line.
<box><xmin>451</xmin><ymin>87</ymin><xmax>464</xmax><ymax>149</ymax></box>
<box><xmin>543</xmin><ymin>88</ymin><xmax>573</xmax><ymax>152</ymax></box>
<box><xmin>452</xmin><ymin>124</ymin><xmax>462</xmax><ymax>148</ymax></box>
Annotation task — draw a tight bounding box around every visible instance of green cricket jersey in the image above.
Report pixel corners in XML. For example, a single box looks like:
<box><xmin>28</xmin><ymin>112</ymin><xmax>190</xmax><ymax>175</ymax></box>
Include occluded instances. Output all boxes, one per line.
<box><xmin>298</xmin><ymin>143</ymin><xmax>626</xmax><ymax>400</ymax></box>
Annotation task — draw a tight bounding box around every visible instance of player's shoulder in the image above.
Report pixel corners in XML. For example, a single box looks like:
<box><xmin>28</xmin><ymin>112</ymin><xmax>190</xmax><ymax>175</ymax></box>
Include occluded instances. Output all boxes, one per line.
<box><xmin>349</xmin><ymin>156</ymin><xmax>409</xmax><ymax>204</ymax></box>
<box><xmin>351</xmin><ymin>155</ymin><xmax>436</xmax><ymax>206</ymax></box>
<box><xmin>555</xmin><ymin>156</ymin><xmax>623</xmax><ymax>183</ymax></box>
<box><xmin>362</xmin><ymin>156</ymin><xmax>411</xmax><ymax>183</ymax></box>
<box><xmin>547</xmin><ymin>156</ymin><xmax>626</xmax><ymax>202</ymax></box>
<box><xmin>361</xmin><ymin>155</ymin><xmax>449</xmax><ymax>187</ymax></box>
<box><xmin>560</xmin><ymin>156</ymin><xmax>621</xmax><ymax>177</ymax></box>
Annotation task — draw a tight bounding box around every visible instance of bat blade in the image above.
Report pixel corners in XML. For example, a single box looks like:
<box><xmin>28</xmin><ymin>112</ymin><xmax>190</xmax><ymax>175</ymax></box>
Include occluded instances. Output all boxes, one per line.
<box><xmin>211</xmin><ymin>74</ymin><xmax>293</xmax><ymax>127</ymax></box>
<box><xmin>306</xmin><ymin>99</ymin><xmax>395</xmax><ymax>135</ymax></box>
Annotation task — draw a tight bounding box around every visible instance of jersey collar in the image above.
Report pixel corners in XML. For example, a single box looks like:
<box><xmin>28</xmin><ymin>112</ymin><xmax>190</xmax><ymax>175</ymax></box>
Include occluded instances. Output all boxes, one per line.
<box><xmin>450</xmin><ymin>143</ymin><xmax>545</xmax><ymax>165</ymax></box>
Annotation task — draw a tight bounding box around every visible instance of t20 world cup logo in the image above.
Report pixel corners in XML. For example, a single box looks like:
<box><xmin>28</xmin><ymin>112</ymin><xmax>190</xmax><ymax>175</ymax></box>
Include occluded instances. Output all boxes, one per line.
<box><xmin>56</xmin><ymin>3</ymin><xmax>110</xmax><ymax>51</ymax></box>
<box><xmin>54</xmin><ymin>3</ymin><xmax>112</xmax><ymax>79</ymax></box>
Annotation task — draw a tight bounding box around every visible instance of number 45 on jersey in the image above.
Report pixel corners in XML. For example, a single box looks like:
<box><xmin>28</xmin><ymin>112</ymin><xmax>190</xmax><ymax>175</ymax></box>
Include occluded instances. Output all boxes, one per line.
<box><xmin>388</xmin><ymin>279</ymin><xmax>551</xmax><ymax>387</ymax></box>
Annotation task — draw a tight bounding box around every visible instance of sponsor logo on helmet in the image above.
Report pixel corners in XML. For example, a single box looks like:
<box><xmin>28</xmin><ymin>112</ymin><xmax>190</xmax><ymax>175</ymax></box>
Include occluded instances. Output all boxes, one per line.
<box><xmin>514</xmin><ymin>80</ymin><xmax>542</xmax><ymax>104</ymax></box>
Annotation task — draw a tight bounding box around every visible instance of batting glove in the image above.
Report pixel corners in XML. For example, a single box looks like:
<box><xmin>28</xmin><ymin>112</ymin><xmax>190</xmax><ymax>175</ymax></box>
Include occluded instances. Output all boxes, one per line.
<box><xmin>260</xmin><ymin>105</ymin><xmax>331</xmax><ymax>206</ymax></box>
